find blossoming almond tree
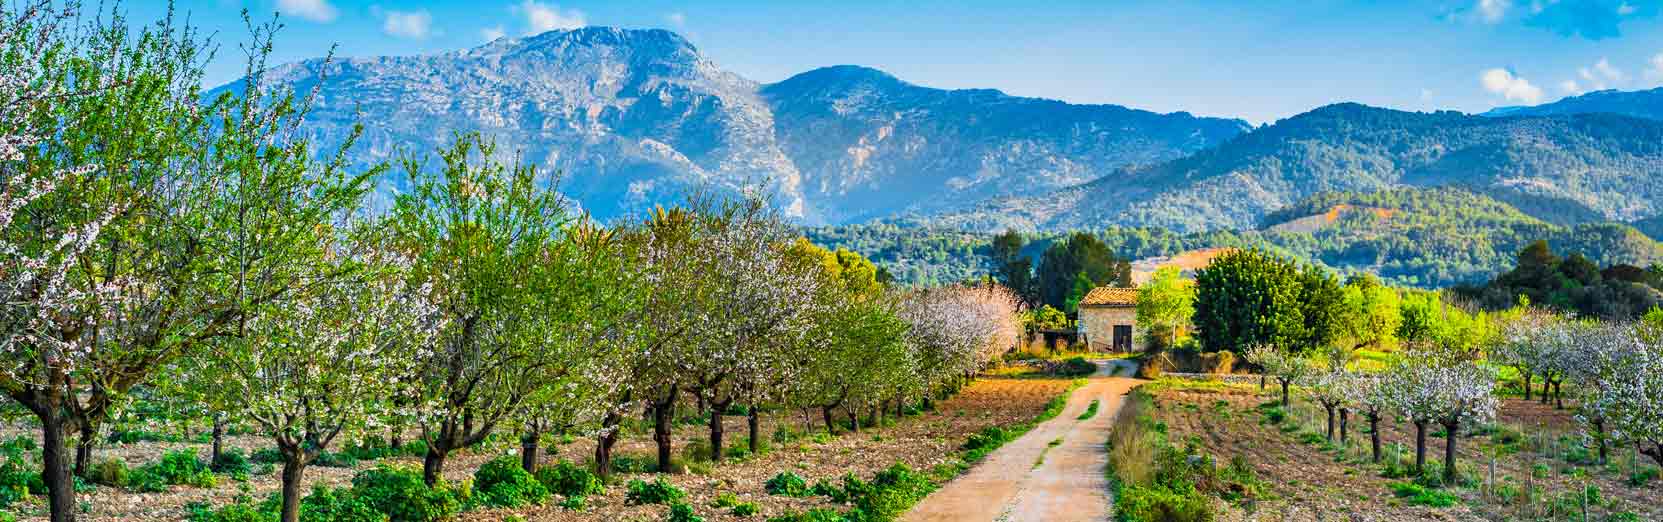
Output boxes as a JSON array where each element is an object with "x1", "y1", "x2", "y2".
[
  {"x1": 1386, "y1": 345, "x2": 1497, "y2": 483},
  {"x1": 1345, "y1": 371, "x2": 1392, "y2": 462},
  {"x1": 214, "y1": 226, "x2": 443, "y2": 522},
  {"x1": 1582, "y1": 322, "x2": 1663, "y2": 467},
  {"x1": 2, "y1": 7, "x2": 372, "y2": 520},
  {"x1": 1243, "y1": 343, "x2": 1310, "y2": 408},
  {"x1": 389, "y1": 133, "x2": 576, "y2": 486}
]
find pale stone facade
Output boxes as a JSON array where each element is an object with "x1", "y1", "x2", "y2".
[{"x1": 1079, "y1": 305, "x2": 1144, "y2": 353}]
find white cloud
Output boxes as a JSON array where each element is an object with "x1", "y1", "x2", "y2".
[
  {"x1": 665, "y1": 12, "x2": 686, "y2": 27},
  {"x1": 481, "y1": 25, "x2": 507, "y2": 42},
  {"x1": 1573, "y1": 57, "x2": 1626, "y2": 91},
  {"x1": 1649, "y1": 52, "x2": 1663, "y2": 82},
  {"x1": 1559, "y1": 79, "x2": 1583, "y2": 94},
  {"x1": 1477, "y1": 0, "x2": 1511, "y2": 23},
  {"x1": 276, "y1": 0, "x2": 338, "y2": 23},
  {"x1": 517, "y1": 1, "x2": 586, "y2": 34},
  {"x1": 1481, "y1": 68, "x2": 1544, "y2": 104},
  {"x1": 381, "y1": 9, "x2": 433, "y2": 39}
]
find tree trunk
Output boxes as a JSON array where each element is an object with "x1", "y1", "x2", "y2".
[
  {"x1": 1324, "y1": 405, "x2": 1336, "y2": 442},
  {"x1": 1339, "y1": 408, "x2": 1349, "y2": 446},
  {"x1": 1279, "y1": 380, "x2": 1290, "y2": 408},
  {"x1": 708, "y1": 406, "x2": 726, "y2": 462},
  {"x1": 1368, "y1": 413, "x2": 1382, "y2": 463},
  {"x1": 747, "y1": 405, "x2": 761, "y2": 455},
  {"x1": 1413, "y1": 421, "x2": 1428, "y2": 474},
  {"x1": 40, "y1": 408, "x2": 76, "y2": 522},
  {"x1": 279, "y1": 456, "x2": 307, "y2": 522},
  {"x1": 821, "y1": 406, "x2": 837, "y2": 435},
  {"x1": 520, "y1": 431, "x2": 540, "y2": 473},
  {"x1": 390, "y1": 429, "x2": 403, "y2": 451},
  {"x1": 211, "y1": 418, "x2": 227, "y2": 465},
  {"x1": 1541, "y1": 380, "x2": 1551, "y2": 404},
  {"x1": 73, "y1": 429, "x2": 94, "y2": 478},
  {"x1": 653, "y1": 390, "x2": 677, "y2": 472},
  {"x1": 1553, "y1": 382, "x2": 1563, "y2": 409},
  {"x1": 1259, "y1": 374, "x2": 1266, "y2": 390},
  {"x1": 1442, "y1": 419, "x2": 1459, "y2": 485},
  {"x1": 1642, "y1": 442, "x2": 1663, "y2": 467},
  {"x1": 1593, "y1": 419, "x2": 1608, "y2": 465},
  {"x1": 595, "y1": 430, "x2": 618, "y2": 479},
  {"x1": 1522, "y1": 373, "x2": 1533, "y2": 401},
  {"x1": 422, "y1": 446, "x2": 447, "y2": 486},
  {"x1": 847, "y1": 408, "x2": 860, "y2": 434}
]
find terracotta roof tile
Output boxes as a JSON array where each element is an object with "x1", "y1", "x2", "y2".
[{"x1": 1079, "y1": 286, "x2": 1138, "y2": 307}]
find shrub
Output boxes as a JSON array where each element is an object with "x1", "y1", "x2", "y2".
[
  {"x1": 350, "y1": 464, "x2": 461, "y2": 522},
  {"x1": 732, "y1": 502, "x2": 759, "y2": 517},
  {"x1": 765, "y1": 471, "x2": 810, "y2": 497},
  {"x1": 610, "y1": 453, "x2": 658, "y2": 474},
  {"x1": 626, "y1": 477, "x2": 686, "y2": 505},
  {"x1": 1629, "y1": 467, "x2": 1659, "y2": 487},
  {"x1": 1052, "y1": 356, "x2": 1097, "y2": 377},
  {"x1": 1388, "y1": 482, "x2": 1458, "y2": 507},
  {"x1": 250, "y1": 448, "x2": 284, "y2": 464},
  {"x1": 212, "y1": 449, "x2": 252, "y2": 475},
  {"x1": 295, "y1": 485, "x2": 385, "y2": 522},
  {"x1": 845, "y1": 464, "x2": 934, "y2": 522},
  {"x1": 185, "y1": 500, "x2": 271, "y2": 522},
  {"x1": 87, "y1": 458, "x2": 130, "y2": 487},
  {"x1": 766, "y1": 509, "x2": 846, "y2": 522},
  {"x1": 557, "y1": 495, "x2": 586, "y2": 511},
  {"x1": 473, "y1": 456, "x2": 549, "y2": 507},
  {"x1": 313, "y1": 451, "x2": 359, "y2": 469},
  {"x1": 712, "y1": 491, "x2": 741, "y2": 508},
  {"x1": 1116, "y1": 484, "x2": 1214, "y2": 522},
  {"x1": 535, "y1": 460, "x2": 603, "y2": 498},
  {"x1": 667, "y1": 502, "x2": 705, "y2": 522},
  {"x1": 138, "y1": 449, "x2": 216, "y2": 489}
]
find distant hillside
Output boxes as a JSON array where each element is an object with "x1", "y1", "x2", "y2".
[
  {"x1": 1485, "y1": 87, "x2": 1663, "y2": 121},
  {"x1": 941, "y1": 103, "x2": 1663, "y2": 233},
  {"x1": 839, "y1": 187, "x2": 1663, "y2": 288}
]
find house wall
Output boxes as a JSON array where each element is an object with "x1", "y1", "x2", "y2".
[{"x1": 1079, "y1": 306, "x2": 1144, "y2": 353}]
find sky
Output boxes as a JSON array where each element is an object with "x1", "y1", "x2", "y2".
[{"x1": 125, "y1": 0, "x2": 1663, "y2": 124}]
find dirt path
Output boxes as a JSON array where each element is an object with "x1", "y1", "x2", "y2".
[{"x1": 903, "y1": 360, "x2": 1143, "y2": 522}]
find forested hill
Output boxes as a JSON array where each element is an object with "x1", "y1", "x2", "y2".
[
  {"x1": 817, "y1": 187, "x2": 1663, "y2": 288},
  {"x1": 940, "y1": 103, "x2": 1663, "y2": 233}
]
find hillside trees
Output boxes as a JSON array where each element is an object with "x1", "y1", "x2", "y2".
[{"x1": 0, "y1": 7, "x2": 374, "y2": 520}]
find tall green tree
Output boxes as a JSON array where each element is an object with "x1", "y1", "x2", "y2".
[
  {"x1": 1193, "y1": 249, "x2": 1305, "y2": 354},
  {"x1": 1036, "y1": 232, "x2": 1130, "y2": 310},
  {"x1": 1298, "y1": 264, "x2": 1348, "y2": 351},
  {"x1": 989, "y1": 229, "x2": 1035, "y2": 306},
  {"x1": 1136, "y1": 266, "x2": 1196, "y2": 349}
]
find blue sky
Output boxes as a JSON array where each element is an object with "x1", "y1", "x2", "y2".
[{"x1": 128, "y1": 0, "x2": 1663, "y2": 124}]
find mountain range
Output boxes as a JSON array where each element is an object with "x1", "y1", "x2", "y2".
[
  {"x1": 238, "y1": 26, "x2": 1663, "y2": 284},
  {"x1": 225, "y1": 27, "x2": 1246, "y2": 224}
]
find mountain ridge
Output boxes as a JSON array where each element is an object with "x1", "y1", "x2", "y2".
[{"x1": 223, "y1": 26, "x2": 1249, "y2": 224}]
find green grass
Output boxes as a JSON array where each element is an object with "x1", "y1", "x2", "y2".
[{"x1": 1077, "y1": 400, "x2": 1101, "y2": 420}]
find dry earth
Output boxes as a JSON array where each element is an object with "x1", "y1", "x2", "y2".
[{"x1": 2, "y1": 378, "x2": 1076, "y2": 521}]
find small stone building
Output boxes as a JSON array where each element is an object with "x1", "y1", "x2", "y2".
[{"x1": 1077, "y1": 287, "x2": 1142, "y2": 353}]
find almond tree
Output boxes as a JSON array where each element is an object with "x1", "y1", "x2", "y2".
[
  {"x1": 1386, "y1": 346, "x2": 1497, "y2": 483},
  {"x1": 1493, "y1": 309, "x2": 1555, "y2": 401},
  {"x1": 790, "y1": 239, "x2": 908, "y2": 435},
  {"x1": 900, "y1": 283, "x2": 1021, "y2": 408},
  {"x1": 1302, "y1": 368, "x2": 1351, "y2": 443},
  {"x1": 511, "y1": 222, "x2": 644, "y2": 473},
  {"x1": 389, "y1": 133, "x2": 575, "y2": 486},
  {"x1": 215, "y1": 226, "x2": 442, "y2": 522},
  {"x1": 2, "y1": 7, "x2": 371, "y2": 520},
  {"x1": 1243, "y1": 343, "x2": 1310, "y2": 408},
  {"x1": 681, "y1": 195, "x2": 821, "y2": 461},
  {"x1": 1581, "y1": 322, "x2": 1663, "y2": 467},
  {"x1": 1564, "y1": 321, "x2": 1633, "y2": 465},
  {"x1": 1346, "y1": 372, "x2": 1391, "y2": 462}
]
